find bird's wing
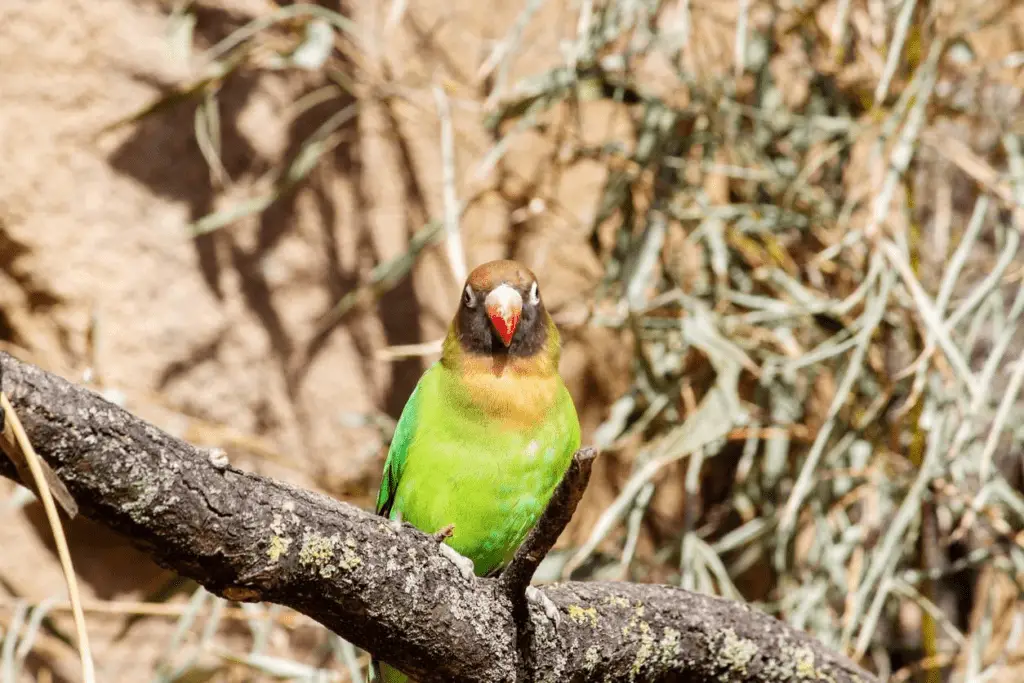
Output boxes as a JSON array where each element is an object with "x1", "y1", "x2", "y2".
[
  {"x1": 375, "y1": 365, "x2": 433, "y2": 517},
  {"x1": 557, "y1": 381, "x2": 583, "y2": 455}
]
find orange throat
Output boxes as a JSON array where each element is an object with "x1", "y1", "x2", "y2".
[{"x1": 442, "y1": 325, "x2": 561, "y2": 428}]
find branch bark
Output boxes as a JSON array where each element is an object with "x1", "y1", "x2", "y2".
[{"x1": 0, "y1": 352, "x2": 876, "y2": 683}]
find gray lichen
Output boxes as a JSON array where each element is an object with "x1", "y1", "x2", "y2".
[
  {"x1": 297, "y1": 533, "x2": 361, "y2": 578},
  {"x1": 268, "y1": 535, "x2": 292, "y2": 563},
  {"x1": 340, "y1": 536, "x2": 362, "y2": 570},
  {"x1": 630, "y1": 620, "x2": 655, "y2": 680},
  {"x1": 267, "y1": 512, "x2": 293, "y2": 563},
  {"x1": 568, "y1": 604, "x2": 599, "y2": 626},
  {"x1": 715, "y1": 628, "x2": 759, "y2": 677},
  {"x1": 659, "y1": 627, "x2": 682, "y2": 660},
  {"x1": 761, "y1": 644, "x2": 828, "y2": 681}
]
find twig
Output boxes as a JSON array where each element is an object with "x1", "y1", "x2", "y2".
[
  {"x1": 734, "y1": 0, "x2": 749, "y2": 78},
  {"x1": 375, "y1": 338, "x2": 445, "y2": 361},
  {"x1": 879, "y1": 240, "x2": 980, "y2": 400},
  {"x1": 0, "y1": 393, "x2": 95, "y2": 683},
  {"x1": 569, "y1": 0, "x2": 594, "y2": 74},
  {"x1": 477, "y1": 0, "x2": 547, "y2": 108},
  {"x1": 893, "y1": 195, "x2": 994, "y2": 414},
  {"x1": 862, "y1": 41, "x2": 940, "y2": 247},
  {"x1": 202, "y1": 3, "x2": 361, "y2": 67},
  {"x1": 0, "y1": 418, "x2": 78, "y2": 520},
  {"x1": 433, "y1": 85, "x2": 468, "y2": 285},
  {"x1": 385, "y1": 0, "x2": 409, "y2": 33},
  {"x1": 679, "y1": 444, "x2": 707, "y2": 585},
  {"x1": 889, "y1": 578, "x2": 967, "y2": 647},
  {"x1": 777, "y1": 264, "x2": 894, "y2": 548},
  {"x1": 845, "y1": 403, "x2": 946, "y2": 655},
  {"x1": 0, "y1": 598, "x2": 302, "y2": 624},
  {"x1": 831, "y1": 0, "x2": 853, "y2": 54},
  {"x1": 978, "y1": 347, "x2": 1024, "y2": 483},
  {"x1": 935, "y1": 196, "x2": 990, "y2": 316},
  {"x1": 943, "y1": 227, "x2": 1019, "y2": 333},
  {"x1": 618, "y1": 481, "x2": 655, "y2": 577},
  {"x1": 499, "y1": 447, "x2": 597, "y2": 606},
  {"x1": 874, "y1": 0, "x2": 918, "y2": 105}
]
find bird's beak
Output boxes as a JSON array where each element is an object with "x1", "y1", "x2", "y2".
[{"x1": 484, "y1": 284, "x2": 522, "y2": 347}]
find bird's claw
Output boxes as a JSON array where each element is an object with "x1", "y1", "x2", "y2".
[
  {"x1": 432, "y1": 523, "x2": 455, "y2": 543},
  {"x1": 439, "y1": 542, "x2": 476, "y2": 582},
  {"x1": 207, "y1": 447, "x2": 229, "y2": 469},
  {"x1": 526, "y1": 585, "x2": 561, "y2": 623}
]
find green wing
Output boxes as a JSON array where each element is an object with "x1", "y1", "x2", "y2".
[{"x1": 375, "y1": 366, "x2": 430, "y2": 517}]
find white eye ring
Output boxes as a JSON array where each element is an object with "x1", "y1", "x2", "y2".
[
  {"x1": 528, "y1": 281, "x2": 540, "y2": 305},
  {"x1": 463, "y1": 285, "x2": 477, "y2": 308}
]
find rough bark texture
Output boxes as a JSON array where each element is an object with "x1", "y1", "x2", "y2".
[{"x1": 0, "y1": 351, "x2": 876, "y2": 683}]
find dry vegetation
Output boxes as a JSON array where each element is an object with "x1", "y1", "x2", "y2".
[{"x1": 2, "y1": 0, "x2": 1024, "y2": 681}]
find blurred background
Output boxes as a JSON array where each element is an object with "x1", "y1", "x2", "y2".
[{"x1": 1, "y1": 0, "x2": 1023, "y2": 681}]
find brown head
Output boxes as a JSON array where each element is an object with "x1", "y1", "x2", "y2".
[{"x1": 447, "y1": 259, "x2": 556, "y2": 360}]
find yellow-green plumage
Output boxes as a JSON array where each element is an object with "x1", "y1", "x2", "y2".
[
  {"x1": 371, "y1": 261, "x2": 580, "y2": 683},
  {"x1": 377, "y1": 348, "x2": 580, "y2": 575}
]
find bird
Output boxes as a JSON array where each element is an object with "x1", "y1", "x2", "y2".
[{"x1": 370, "y1": 259, "x2": 581, "y2": 683}]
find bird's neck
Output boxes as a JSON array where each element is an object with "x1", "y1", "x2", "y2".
[
  {"x1": 441, "y1": 316, "x2": 560, "y2": 379},
  {"x1": 438, "y1": 316, "x2": 564, "y2": 428}
]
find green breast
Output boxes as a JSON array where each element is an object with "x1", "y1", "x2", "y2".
[{"x1": 379, "y1": 362, "x2": 580, "y2": 576}]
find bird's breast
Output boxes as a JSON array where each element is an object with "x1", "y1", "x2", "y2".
[{"x1": 456, "y1": 370, "x2": 560, "y2": 429}]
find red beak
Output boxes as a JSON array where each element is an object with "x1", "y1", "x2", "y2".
[
  {"x1": 488, "y1": 309, "x2": 519, "y2": 346},
  {"x1": 484, "y1": 284, "x2": 523, "y2": 347}
]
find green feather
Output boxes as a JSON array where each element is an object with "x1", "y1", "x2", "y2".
[
  {"x1": 370, "y1": 352, "x2": 580, "y2": 682},
  {"x1": 372, "y1": 661, "x2": 411, "y2": 683},
  {"x1": 379, "y1": 361, "x2": 579, "y2": 573},
  {"x1": 375, "y1": 377, "x2": 423, "y2": 517}
]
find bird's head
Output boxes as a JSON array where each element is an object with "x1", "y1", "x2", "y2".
[{"x1": 454, "y1": 259, "x2": 551, "y2": 357}]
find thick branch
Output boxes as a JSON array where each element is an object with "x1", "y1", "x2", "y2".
[{"x1": 0, "y1": 352, "x2": 876, "y2": 683}]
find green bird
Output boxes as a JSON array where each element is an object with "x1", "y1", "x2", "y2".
[{"x1": 370, "y1": 260, "x2": 581, "y2": 683}]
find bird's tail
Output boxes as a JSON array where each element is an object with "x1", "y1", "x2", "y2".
[{"x1": 370, "y1": 658, "x2": 415, "y2": 683}]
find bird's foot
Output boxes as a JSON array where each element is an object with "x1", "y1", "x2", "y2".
[
  {"x1": 207, "y1": 447, "x2": 229, "y2": 469},
  {"x1": 439, "y1": 542, "x2": 476, "y2": 582},
  {"x1": 526, "y1": 585, "x2": 561, "y2": 623},
  {"x1": 388, "y1": 511, "x2": 404, "y2": 534},
  {"x1": 432, "y1": 523, "x2": 455, "y2": 543}
]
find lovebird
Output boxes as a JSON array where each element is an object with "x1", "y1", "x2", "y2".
[{"x1": 370, "y1": 259, "x2": 581, "y2": 683}]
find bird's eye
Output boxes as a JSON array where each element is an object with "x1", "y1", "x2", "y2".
[
  {"x1": 528, "y1": 281, "x2": 540, "y2": 305},
  {"x1": 463, "y1": 285, "x2": 477, "y2": 308}
]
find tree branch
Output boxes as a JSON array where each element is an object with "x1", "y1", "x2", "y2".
[
  {"x1": 0, "y1": 363, "x2": 78, "y2": 518},
  {"x1": 0, "y1": 351, "x2": 876, "y2": 683},
  {"x1": 498, "y1": 446, "x2": 595, "y2": 606}
]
